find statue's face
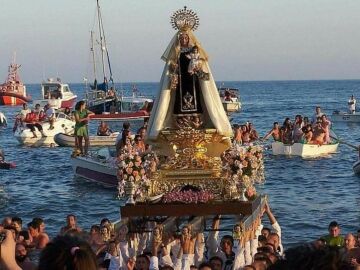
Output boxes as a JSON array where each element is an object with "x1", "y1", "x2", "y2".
[
  {"x1": 182, "y1": 227, "x2": 189, "y2": 235},
  {"x1": 179, "y1": 33, "x2": 189, "y2": 47}
]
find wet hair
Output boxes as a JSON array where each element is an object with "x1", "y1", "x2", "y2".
[
  {"x1": 27, "y1": 221, "x2": 39, "y2": 231},
  {"x1": 209, "y1": 256, "x2": 223, "y2": 267},
  {"x1": 273, "y1": 122, "x2": 278, "y2": 126},
  {"x1": 32, "y1": 217, "x2": 44, "y2": 228},
  {"x1": 12, "y1": 216, "x2": 22, "y2": 226},
  {"x1": 75, "y1": 100, "x2": 86, "y2": 111},
  {"x1": 38, "y1": 235, "x2": 97, "y2": 270},
  {"x1": 328, "y1": 221, "x2": 339, "y2": 229}
]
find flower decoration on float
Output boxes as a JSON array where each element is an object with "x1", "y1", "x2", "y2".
[
  {"x1": 162, "y1": 186, "x2": 214, "y2": 204},
  {"x1": 170, "y1": 6, "x2": 200, "y2": 31},
  {"x1": 117, "y1": 149, "x2": 156, "y2": 200}
]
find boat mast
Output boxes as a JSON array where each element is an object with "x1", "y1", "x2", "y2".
[
  {"x1": 90, "y1": 30, "x2": 97, "y2": 82},
  {"x1": 96, "y1": 0, "x2": 107, "y2": 89}
]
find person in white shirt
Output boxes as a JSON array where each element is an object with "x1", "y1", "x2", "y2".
[
  {"x1": 348, "y1": 95, "x2": 356, "y2": 114},
  {"x1": 263, "y1": 201, "x2": 283, "y2": 256},
  {"x1": 311, "y1": 106, "x2": 324, "y2": 124},
  {"x1": 44, "y1": 104, "x2": 56, "y2": 130}
]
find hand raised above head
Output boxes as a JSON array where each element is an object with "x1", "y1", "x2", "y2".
[{"x1": 0, "y1": 229, "x2": 22, "y2": 270}]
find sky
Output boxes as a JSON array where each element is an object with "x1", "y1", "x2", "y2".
[{"x1": 0, "y1": 0, "x2": 360, "y2": 83}]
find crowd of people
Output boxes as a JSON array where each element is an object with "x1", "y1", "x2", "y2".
[
  {"x1": 262, "y1": 107, "x2": 333, "y2": 145},
  {"x1": 12, "y1": 102, "x2": 75, "y2": 138},
  {"x1": 232, "y1": 122, "x2": 259, "y2": 146},
  {"x1": 2, "y1": 207, "x2": 359, "y2": 270}
]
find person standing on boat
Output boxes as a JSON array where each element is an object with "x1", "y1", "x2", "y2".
[
  {"x1": 74, "y1": 100, "x2": 94, "y2": 156},
  {"x1": 348, "y1": 95, "x2": 356, "y2": 114},
  {"x1": 311, "y1": 106, "x2": 324, "y2": 124},
  {"x1": 97, "y1": 121, "x2": 113, "y2": 136}
]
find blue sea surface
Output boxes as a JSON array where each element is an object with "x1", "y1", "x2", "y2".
[{"x1": 0, "y1": 80, "x2": 359, "y2": 248}]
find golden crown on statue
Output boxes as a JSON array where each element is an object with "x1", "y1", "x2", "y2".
[{"x1": 170, "y1": 6, "x2": 200, "y2": 31}]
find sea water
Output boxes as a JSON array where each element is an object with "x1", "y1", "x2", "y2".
[{"x1": 0, "y1": 80, "x2": 359, "y2": 247}]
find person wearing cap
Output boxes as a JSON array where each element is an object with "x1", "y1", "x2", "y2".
[{"x1": 320, "y1": 221, "x2": 344, "y2": 247}]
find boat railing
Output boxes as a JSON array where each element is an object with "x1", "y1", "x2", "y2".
[{"x1": 55, "y1": 112, "x2": 73, "y2": 121}]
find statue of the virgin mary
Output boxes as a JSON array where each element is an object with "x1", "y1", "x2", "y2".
[{"x1": 146, "y1": 7, "x2": 233, "y2": 156}]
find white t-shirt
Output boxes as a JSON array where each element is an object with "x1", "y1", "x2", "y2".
[{"x1": 20, "y1": 108, "x2": 30, "y2": 119}]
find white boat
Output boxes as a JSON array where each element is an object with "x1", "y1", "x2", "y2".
[
  {"x1": 331, "y1": 111, "x2": 360, "y2": 122},
  {"x1": 33, "y1": 78, "x2": 77, "y2": 109},
  {"x1": 271, "y1": 141, "x2": 339, "y2": 157},
  {"x1": 14, "y1": 112, "x2": 75, "y2": 147},
  {"x1": 54, "y1": 132, "x2": 119, "y2": 147},
  {"x1": 354, "y1": 159, "x2": 360, "y2": 175},
  {"x1": 218, "y1": 87, "x2": 242, "y2": 113},
  {"x1": 71, "y1": 147, "x2": 118, "y2": 187}
]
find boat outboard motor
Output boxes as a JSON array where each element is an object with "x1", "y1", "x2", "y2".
[{"x1": 0, "y1": 112, "x2": 7, "y2": 126}]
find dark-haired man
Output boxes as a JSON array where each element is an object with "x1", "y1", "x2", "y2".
[
  {"x1": 320, "y1": 221, "x2": 344, "y2": 247},
  {"x1": 207, "y1": 217, "x2": 237, "y2": 270},
  {"x1": 15, "y1": 243, "x2": 36, "y2": 270},
  {"x1": 27, "y1": 221, "x2": 49, "y2": 249},
  {"x1": 12, "y1": 217, "x2": 22, "y2": 234}
]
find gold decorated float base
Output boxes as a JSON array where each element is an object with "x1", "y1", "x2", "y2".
[{"x1": 146, "y1": 128, "x2": 234, "y2": 200}]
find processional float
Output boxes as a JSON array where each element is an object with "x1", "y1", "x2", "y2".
[{"x1": 117, "y1": 6, "x2": 266, "y2": 250}]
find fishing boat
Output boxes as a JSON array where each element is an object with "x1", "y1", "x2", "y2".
[
  {"x1": 0, "y1": 56, "x2": 31, "y2": 106},
  {"x1": 91, "y1": 90, "x2": 153, "y2": 121},
  {"x1": 271, "y1": 141, "x2": 339, "y2": 157},
  {"x1": 14, "y1": 112, "x2": 75, "y2": 147},
  {"x1": 85, "y1": 0, "x2": 117, "y2": 114},
  {"x1": 331, "y1": 111, "x2": 360, "y2": 123},
  {"x1": 33, "y1": 78, "x2": 77, "y2": 109},
  {"x1": 71, "y1": 147, "x2": 118, "y2": 187},
  {"x1": 54, "y1": 132, "x2": 119, "y2": 147},
  {"x1": 218, "y1": 87, "x2": 242, "y2": 113}
]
